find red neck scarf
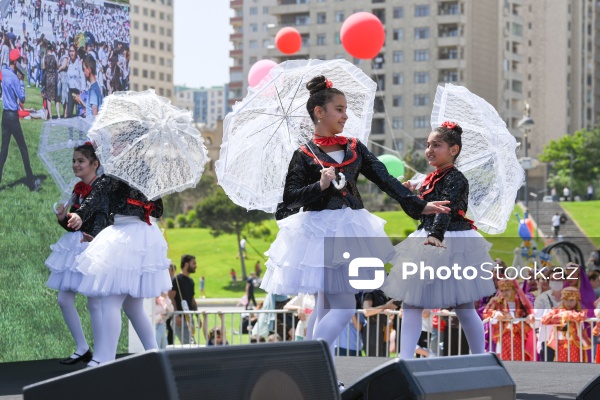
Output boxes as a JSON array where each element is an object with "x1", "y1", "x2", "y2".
[
  {"x1": 419, "y1": 165, "x2": 454, "y2": 198},
  {"x1": 313, "y1": 135, "x2": 348, "y2": 146},
  {"x1": 127, "y1": 198, "x2": 156, "y2": 225}
]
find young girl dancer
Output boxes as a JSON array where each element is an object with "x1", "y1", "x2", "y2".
[
  {"x1": 260, "y1": 75, "x2": 450, "y2": 364},
  {"x1": 67, "y1": 173, "x2": 172, "y2": 366},
  {"x1": 46, "y1": 143, "x2": 107, "y2": 364},
  {"x1": 382, "y1": 122, "x2": 496, "y2": 359}
]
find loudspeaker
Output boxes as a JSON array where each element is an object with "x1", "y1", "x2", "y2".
[
  {"x1": 24, "y1": 341, "x2": 340, "y2": 400},
  {"x1": 577, "y1": 375, "x2": 600, "y2": 400},
  {"x1": 341, "y1": 353, "x2": 515, "y2": 400}
]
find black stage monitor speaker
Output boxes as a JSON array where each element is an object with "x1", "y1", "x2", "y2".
[
  {"x1": 24, "y1": 340, "x2": 340, "y2": 400},
  {"x1": 341, "y1": 353, "x2": 515, "y2": 400},
  {"x1": 577, "y1": 374, "x2": 600, "y2": 400}
]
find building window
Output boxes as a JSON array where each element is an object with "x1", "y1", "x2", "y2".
[
  {"x1": 414, "y1": 49, "x2": 429, "y2": 61},
  {"x1": 263, "y1": 39, "x2": 271, "y2": 48},
  {"x1": 249, "y1": 40, "x2": 258, "y2": 49},
  {"x1": 133, "y1": 83, "x2": 139, "y2": 91},
  {"x1": 249, "y1": 7, "x2": 258, "y2": 15},
  {"x1": 392, "y1": 117, "x2": 403, "y2": 129},
  {"x1": 393, "y1": 6, "x2": 403, "y2": 18},
  {"x1": 150, "y1": 71, "x2": 156, "y2": 79},
  {"x1": 317, "y1": 13, "x2": 326, "y2": 24},
  {"x1": 159, "y1": 72, "x2": 164, "y2": 80},
  {"x1": 415, "y1": 5, "x2": 430, "y2": 17},
  {"x1": 392, "y1": 73, "x2": 403, "y2": 85},
  {"x1": 249, "y1": 23, "x2": 258, "y2": 32},
  {"x1": 143, "y1": 54, "x2": 148, "y2": 62},
  {"x1": 439, "y1": 69, "x2": 459, "y2": 82},
  {"x1": 334, "y1": 33, "x2": 341, "y2": 45},
  {"x1": 133, "y1": 68, "x2": 139, "y2": 76},
  {"x1": 512, "y1": 80, "x2": 522, "y2": 93},
  {"x1": 317, "y1": 34, "x2": 326, "y2": 46},
  {"x1": 413, "y1": 116, "x2": 428, "y2": 128},
  {"x1": 512, "y1": 22, "x2": 523, "y2": 37},
  {"x1": 296, "y1": 15, "x2": 309, "y2": 25},
  {"x1": 335, "y1": 11, "x2": 345, "y2": 22},
  {"x1": 414, "y1": 94, "x2": 429, "y2": 106},
  {"x1": 414, "y1": 71, "x2": 429, "y2": 84},
  {"x1": 133, "y1": 5, "x2": 139, "y2": 13},
  {"x1": 167, "y1": 74, "x2": 172, "y2": 82},
  {"x1": 414, "y1": 27, "x2": 429, "y2": 39},
  {"x1": 142, "y1": 69, "x2": 148, "y2": 78},
  {"x1": 263, "y1": 6, "x2": 269, "y2": 14},
  {"x1": 393, "y1": 28, "x2": 403, "y2": 41},
  {"x1": 393, "y1": 96, "x2": 403, "y2": 107},
  {"x1": 393, "y1": 51, "x2": 403, "y2": 63},
  {"x1": 159, "y1": 57, "x2": 165, "y2": 66}
]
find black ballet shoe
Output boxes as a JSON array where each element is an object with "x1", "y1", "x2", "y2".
[{"x1": 59, "y1": 349, "x2": 93, "y2": 365}]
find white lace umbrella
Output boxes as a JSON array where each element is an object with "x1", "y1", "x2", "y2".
[
  {"x1": 430, "y1": 84, "x2": 525, "y2": 234},
  {"x1": 38, "y1": 117, "x2": 92, "y2": 196},
  {"x1": 88, "y1": 89, "x2": 209, "y2": 200},
  {"x1": 216, "y1": 59, "x2": 377, "y2": 213}
]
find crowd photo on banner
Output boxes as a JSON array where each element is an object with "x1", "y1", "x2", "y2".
[{"x1": 1, "y1": 0, "x2": 129, "y2": 120}]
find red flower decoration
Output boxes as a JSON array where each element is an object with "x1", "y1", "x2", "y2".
[
  {"x1": 325, "y1": 78, "x2": 333, "y2": 89},
  {"x1": 441, "y1": 121, "x2": 457, "y2": 130},
  {"x1": 73, "y1": 181, "x2": 93, "y2": 198}
]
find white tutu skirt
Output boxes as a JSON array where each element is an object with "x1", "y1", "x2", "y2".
[
  {"x1": 46, "y1": 231, "x2": 88, "y2": 292},
  {"x1": 76, "y1": 215, "x2": 172, "y2": 298},
  {"x1": 381, "y1": 229, "x2": 497, "y2": 309},
  {"x1": 260, "y1": 208, "x2": 395, "y2": 295}
]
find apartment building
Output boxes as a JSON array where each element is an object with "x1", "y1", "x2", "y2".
[
  {"x1": 174, "y1": 85, "x2": 230, "y2": 129},
  {"x1": 129, "y1": 0, "x2": 175, "y2": 99}
]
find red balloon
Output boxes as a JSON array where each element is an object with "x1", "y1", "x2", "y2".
[
  {"x1": 275, "y1": 27, "x2": 302, "y2": 55},
  {"x1": 340, "y1": 12, "x2": 385, "y2": 59}
]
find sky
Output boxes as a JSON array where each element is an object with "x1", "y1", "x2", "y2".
[{"x1": 174, "y1": 0, "x2": 232, "y2": 88}]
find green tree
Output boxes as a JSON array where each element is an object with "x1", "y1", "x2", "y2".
[
  {"x1": 539, "y1": 127, "x2": 600, "y2": 196},
  {"x1": 403, "y1": 146, "x2": 430, "y2": 181},
  {"x1": 195, "y1": 188, "x2": 271, "y2": 279},
  {"x1": 162, "y1": 175, "x2": 218, "y2": 218}
]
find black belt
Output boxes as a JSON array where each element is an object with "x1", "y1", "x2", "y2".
[{"x1": 3, "y1": 109, "x2": 18, "y2": 113}]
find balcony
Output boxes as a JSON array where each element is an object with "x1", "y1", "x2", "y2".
[
  {"x1": 230, "y1": 0, "x2": 243, "y2": 7},
  {"x1": 230, "y1": 49, "x2": 243, "y2": 56},
  {"x1": 271, "y1": 3, "x2": 310, "y2": 15},
  {"x1": 229, "y1": 65, "x2": 243, "y2": 73},
  {"x1": 230, "y1": 32, "x2": 243, "y2": 39},
  {"x1": 230, "y1": 16, "x2": 243, "y2": 25},
  {"x1": 229, "y1": 81, "x2": 243, "y2": 89}
]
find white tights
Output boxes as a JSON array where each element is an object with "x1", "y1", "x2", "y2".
[
  {"x1": 400, "y1": 302, "x2": 485, "y2": 359},
  {"x1": 309, "y1": 292, "x2": 356, "y2": 362},
  {"x1": 57, "y1": 291, "x2": 102, "y2": 356},
  {"x1": 92, "y1": 294, "x2": 157, "y2": 364}
]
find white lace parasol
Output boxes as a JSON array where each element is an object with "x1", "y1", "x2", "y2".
[
  {"x1": 216, "y1": 59, "x2": 377, "y2": 213},
  {"x1": 38, "y1": 117, "x2": 92, "y2": 196},
  {"x1": 88, "y1": 89, "x2": 209, "y2": 200},
  {"x1": 430, "y1": 84, "x2": 524, "y2": 234}
]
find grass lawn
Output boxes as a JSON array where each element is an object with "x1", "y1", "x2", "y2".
[{"x1": 560, "y1": 201, "x2": 600, "y2": 247}]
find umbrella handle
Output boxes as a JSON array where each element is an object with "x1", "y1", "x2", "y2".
[{"x1": 331, "y1": 172, "x2": 346, "y2": 190}]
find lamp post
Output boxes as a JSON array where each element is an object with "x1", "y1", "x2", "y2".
[{"x1": 518, "y1": 103, "x2": 535, "y2": 208}]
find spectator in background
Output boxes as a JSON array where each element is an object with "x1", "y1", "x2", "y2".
[
  {"x1": 534, "y1": 267, "x2": 564, "y2": 361},
  {"x1": 254, "y1": 261, "x2": 262, "y2": 278},
  {"x1": 335, "y1": 294, "x2": 364, "y2": 356},
  {"x1": 284, "y1": 293, "x2": 315, "y2": 340},
  {"x1": 166, "y1": 263, "x2": 176, "y2": 345},
  {"x1": 202, "y1": 312, "x2": 227, "y2": 346},
  {"x1": 362, "y1": 289, "x2": 399, "y2": 357},
  {"x1": 563, "y1": 187, "x2": 570, "y2": 201},
  {"x1": 199, "y1": 276, "x2": 206, "y2": 298},
  {"x1": 587, "y1": 271, "x2": 600, "y2": 299},
  {"x1": 587, "y1": 250, "x2": 600, "y2": 273},
  {"x1": 169, "y1": 255, "x2": 198, "y2": 344},
  {"x1": 230, "y1": 268, "x2": 237, "y2": 286},
  {"x1": 245, "y1": 272, "x2": 257, "y2": 310},
  {"x1": 154, "y1": 293, "x2": 173, "y2": 349},
  {"x1": 551, "y1": 212, "x2": 561, "y2": 237},
  {"x1": 587, "y1": 184, "x2": 594, "y2": 201},
  {"x1": 65, "y1": 43, "x2": 83, "y2": 117},
  {"x1": 239, "y1": 237, "x2": 247, "y2": 259}
]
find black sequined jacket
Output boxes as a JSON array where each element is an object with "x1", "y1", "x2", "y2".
[
  {"x1": 418, "y1": 167, "x2": 472, "y2": 241},
  {"x1": 58, "y1": 179, "x2": 109, "y2": 237},
  {"x1": 277, "y1": 138, "x2": 426, "y2": 218},
  {"x1": 76, "y1": 175, "x2": 163, "y2": 224}
]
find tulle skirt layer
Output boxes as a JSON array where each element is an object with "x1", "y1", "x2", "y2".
[
  {"x1": 45, "y1": 231, "x2": 88, "y2": 292},
  {"x1": 260, "y1": 208, "x2": 395, "y2": 295},
  {"x1": 76, "y1": 215, "x2": 172, "y2": 298},
  {"x1": 381, "y1": 229, "x2": 496, "y2": 308}
]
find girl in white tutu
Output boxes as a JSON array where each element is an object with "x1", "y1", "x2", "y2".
[
  {"x1": 66, "y1": 174, "x2": 172, "y2": 366},
  {"x1": 381, "y1": 122, "x2": 496, "y2": 359},
  {"x1": 260, "y1": 75, "x2": 450, "y2": 363},
  {"x1": 46, "y1": 142, "x2": 107, "y2": 365}
]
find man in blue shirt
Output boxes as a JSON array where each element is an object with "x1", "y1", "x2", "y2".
[
  {"x1": 72, "y1": 55, "x2": 102, "y2": 120},
  {"x1": 0, "y1": 49, "x2": 41, "y2": 191}
]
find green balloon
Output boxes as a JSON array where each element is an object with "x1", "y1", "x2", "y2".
[{"x1": 378, "y1": 154, "x2": 405, "y2": 179}]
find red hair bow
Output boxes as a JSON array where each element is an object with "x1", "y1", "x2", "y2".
[
  {"x1": 441, "y1": 121, "x2": 457, "y2": 130},
  {"x1": 325, "y1": 78, "x2": 333, "y2": 89}
]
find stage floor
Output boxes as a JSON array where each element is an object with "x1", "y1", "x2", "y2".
[{"x1": 1, "y1": 356, "x2": 596, "y2": 399}]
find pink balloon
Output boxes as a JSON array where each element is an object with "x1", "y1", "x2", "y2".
[
  {"x1": 275, "y1": 27, "x2": 302, "y2": 54},
  {"x1": 340, "y1": 12, "x2": 385, "y2": 59},
  {"x1": 248, "y1": 59, "x2": 278, "y2": 87}
]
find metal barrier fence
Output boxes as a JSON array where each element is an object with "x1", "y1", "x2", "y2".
[{"x1": 168, "y1": 309, "x2": 599, "y2": 362}]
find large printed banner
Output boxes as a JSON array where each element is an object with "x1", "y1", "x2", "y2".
[{"x1": 0, "y1": 0, "x2": 130, "y2": 362}]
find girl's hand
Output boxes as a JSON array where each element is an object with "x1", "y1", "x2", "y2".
[
  {"x1": 67, "y1": 213, "x2": 83, "y2": 230},
  {"x1": 81, "y1": 232, "x2": 94, "y2": 242},
  {"x1": 422, "y1": 201, "x2": 450, "y2": 215},
  {"x1": 402, "y1": 180, "x2": 417, "y2": 191},
  {"x1": 424, "y1": 236, "x2": 445, "y2": 248},
  {"x1": 319, "y1": 167, "x2": 336, "y2": 191},
  {"x1": 56, "y1": 204, "x2": 67, "y2": 220}
]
